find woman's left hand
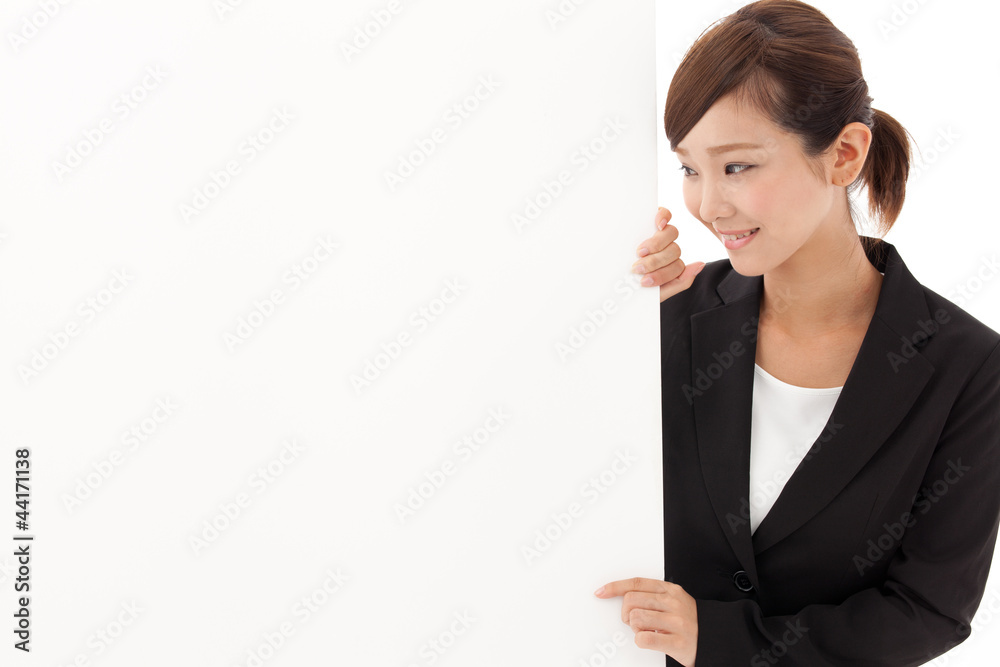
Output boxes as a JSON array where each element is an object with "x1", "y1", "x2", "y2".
[{"x1": 594, "y1": 577, "x2": 698, "y2": 667}]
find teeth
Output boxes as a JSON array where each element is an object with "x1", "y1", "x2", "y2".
[{"x1": 722, "y1": 228, "x2": 759, "y2": 240}]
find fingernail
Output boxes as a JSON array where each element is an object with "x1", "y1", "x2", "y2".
[
  {"x1": 641, "y1": 275, "x2": 653, "y2": 286},
  {"x1": 594, "y1": 586, "x2": 605, "y2": 596},
  {"x1": 631, "y1": 263, "x2": 645, "y2": 275},
  {"x1": 637, "y1": 246, "x2": 649, "y2": 257}
]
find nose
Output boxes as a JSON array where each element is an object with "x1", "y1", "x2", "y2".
[{"x1": 698, "y1": 177, "x2": 735, "y2": 225}]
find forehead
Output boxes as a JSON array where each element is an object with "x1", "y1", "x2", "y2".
[{"x1": 675, "y1": 95, "x2": 782, "y2": 157}]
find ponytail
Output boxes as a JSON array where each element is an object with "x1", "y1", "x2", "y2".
[{"x1": 856, "y1": 108, "x2": 914, "y2": 237}]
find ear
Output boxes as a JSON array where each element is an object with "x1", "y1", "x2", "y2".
[{"x1": 829, "y1": 122, "x2": 872, "y2": 186}]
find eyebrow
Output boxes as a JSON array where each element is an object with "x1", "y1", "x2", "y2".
[{"x1": 675, "y1": 142, "x2": 764, "y2": 157}]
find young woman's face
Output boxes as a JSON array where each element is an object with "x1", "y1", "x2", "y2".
[{"x1": 674, "y1": 93, "x2": 840, "y2": 277}]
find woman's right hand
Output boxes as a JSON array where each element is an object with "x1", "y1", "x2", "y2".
[{"x1": 632, "y1": 207, "x2": 706, "y2": 303}]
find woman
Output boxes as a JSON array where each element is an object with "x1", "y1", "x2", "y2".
[{"x1": 593, "y1": 1, "x2": 1000, "y2": 665}]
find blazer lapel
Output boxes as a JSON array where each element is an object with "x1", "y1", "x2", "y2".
[
  {"x1": 689, "y1": 238, "x2": 938, "y2": 585},
  {"x1": 690, "y1": 278, "x2": 762, "y2": 587}
]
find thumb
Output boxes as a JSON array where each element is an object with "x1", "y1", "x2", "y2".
[
  {"x1": 659, "y1": 261, "x2": 706, "y2": 303},
  {"x1": 677, "y1": 261, "x2": 706, "y2": 283}
]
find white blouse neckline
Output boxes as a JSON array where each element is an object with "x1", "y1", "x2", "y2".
[{"x1": 753, "y1": 363, "x2": 844, "y2": 395}]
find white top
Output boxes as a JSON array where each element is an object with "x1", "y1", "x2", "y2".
[{"x1": 748, "y1": 363, "x2": 843, "y2": 534}]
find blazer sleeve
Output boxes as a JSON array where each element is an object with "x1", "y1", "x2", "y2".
[{"x1": 691, "y1": 339, "x2": 1000, "y2": 667}]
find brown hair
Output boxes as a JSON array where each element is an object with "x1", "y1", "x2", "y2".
[{"x1": 663, "y1": 0, "x2": 914, "y2": 253}]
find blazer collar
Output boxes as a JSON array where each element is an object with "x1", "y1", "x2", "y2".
[{"x1": 688, "y1": 237, "x2": 937, "y2": 590}]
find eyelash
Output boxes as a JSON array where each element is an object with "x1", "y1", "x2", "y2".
[{"x1": 678, "y1": 164, "x2": 754, "y2": 177}]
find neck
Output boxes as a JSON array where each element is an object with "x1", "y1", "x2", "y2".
[{"x1": 759, "y1": 220, "x2": 883, "y2": 338}]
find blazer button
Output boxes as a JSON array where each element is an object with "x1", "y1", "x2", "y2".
[{"x1": 732, "y1": 570, "x2": 754, "y2": 592}]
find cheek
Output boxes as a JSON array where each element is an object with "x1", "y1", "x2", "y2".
[
  {"x1": 756, "y1": 164, "x2": 826, "y2": 222},
  {"x1": 742, "y1": 188, "x2": 774, "y2": 218},
  {"x1": 740, "y1": 172, "x2": 780, "y2": 216},
  {"x1": 788, "y1": 175, "x2": 829, "y2": 217},
  {"x1": 739, "y1": 170, "x2": 801, "y2": 228}
]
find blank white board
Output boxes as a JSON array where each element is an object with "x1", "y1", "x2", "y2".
[{"x1": 0, "y1": 1, "x2": 663, "y2": 665}]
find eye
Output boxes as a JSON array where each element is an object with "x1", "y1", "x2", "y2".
[{"x1": 677, "y1": 164, "x2": 755, "y2": 177}]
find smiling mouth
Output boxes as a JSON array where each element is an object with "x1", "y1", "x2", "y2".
[{"x1": 719, "y1": 228, "x2": 759, "y2": 240}]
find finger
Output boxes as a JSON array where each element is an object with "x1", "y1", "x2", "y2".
[
  {"x1": 630, "y1": 603, "x2": 691, "y2": 630},
  {"x1": 628, "y1": 612, "x2": 694, "y2": 659},
  {"x1": 633, "y1": 240, "x2": 681, "y2": 276},
  {"x1": 620, "y1": 590, "x2": 675, "y2": 623},
  {"x1": 655, "y1": 207, "x2": 672, "y2": 231},
  {"x1": 634, "y1": 627, "x2": 688, "y2": 656},
  {"x1": 628, "y1": 607, "x2": 680, "y2": 633},
  {"x1": 637, "y1": 222, "x2": 679, "y2": 258},
  {"x1": 643, "y1": 257, "x2": 685, "y2": 288},
  {"x1": 594, "y1": 577, "x2": 666, "y2": 598}
]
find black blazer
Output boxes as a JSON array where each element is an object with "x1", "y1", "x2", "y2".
[{"x1": 660, "y1": 237, "x2": 1000, "y2": 666}]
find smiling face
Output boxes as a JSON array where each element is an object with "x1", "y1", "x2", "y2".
[{"x1": 674, "y1": 92, "x2": 843, "y2": 277}]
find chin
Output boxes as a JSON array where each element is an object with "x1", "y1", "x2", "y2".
[{"x1": 727, "y1": 254, "x2": 767, "y2": 277}]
